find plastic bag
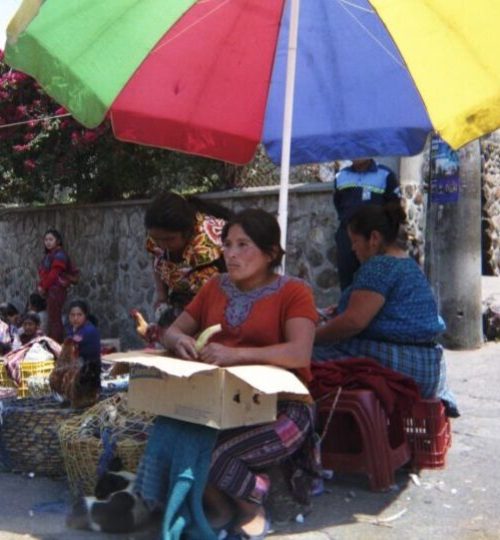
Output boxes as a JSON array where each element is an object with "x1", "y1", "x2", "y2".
[{"x1": 24, "y1": 342, "x2": 54, "y2": 362}]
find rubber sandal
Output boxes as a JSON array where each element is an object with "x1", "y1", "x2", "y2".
[{"x1": 228, "y1": 517, "x2": 271, "y2": 540}]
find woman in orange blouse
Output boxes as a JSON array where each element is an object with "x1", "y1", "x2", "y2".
[{"x1": 138, "y1": 209, "x2": 318, "y2": 539}]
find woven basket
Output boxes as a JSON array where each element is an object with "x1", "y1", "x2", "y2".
[
  {"x1": 0, "y1": 395, "x2": 81, "y2": 476},
  {"x1": 0, "y1": 359, "x2": 55, "y2": 398},
  {"x1": 58, "y1": 393, "x2": 153, "y2": 497}
]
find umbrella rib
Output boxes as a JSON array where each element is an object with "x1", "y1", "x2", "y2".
[
  {"x1": 336, "y1": 0, "x2": 405, "y2": 69},
  {"x1": 0, "y1": 113, "x2": 72, "y2": 130},
  {"x1": 337, "y1": 0, "x2": 374, "y2": 14},
  {"x1": 151, "y1": 0, "x2": 233, "y2": 54}
]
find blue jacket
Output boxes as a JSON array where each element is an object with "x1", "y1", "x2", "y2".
[
  {"x1": 333, "y1": 160, "x2": 400, "y2": 224},
  {"x1": 67, "y1": 321, "x2": 101, "y2": 362}
]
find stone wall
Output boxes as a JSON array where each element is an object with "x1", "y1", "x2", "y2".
[
  {"x1": 2, "y1": 145, "x2": 498, "y2": 349},
  {"x1": 0, "y1": 184, "x2": 339, "y2": 349},
  {"x1": 481, "y1": 132, "x2": 500, "y2": 274}
]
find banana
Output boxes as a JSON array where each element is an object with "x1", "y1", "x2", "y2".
[{"x1": 195, "y1": 324, "x2": 222, "y2": 351}]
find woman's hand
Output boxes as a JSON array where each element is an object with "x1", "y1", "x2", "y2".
[
  {"x1": 199, "y1": 343, "x2": 238, "y2": 366},
  {"x1": 172, "y1": 334, "x2": 199, "y2": 361},
  {"x1": 315, "y1": 290, "x2": 385, "y2": 343},
  {"x1": 317, "y1": 304, "x2": 337, "y2": 325}
]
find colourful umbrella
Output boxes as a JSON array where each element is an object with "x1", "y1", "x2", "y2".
[
  {"x1": 5, "y1": 0, "x2": 500, "y2": 249},
  {"x1": 6, "y1": 0, "x2": 500, "y2": 167}
]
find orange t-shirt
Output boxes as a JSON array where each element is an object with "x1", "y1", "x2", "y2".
[{"x1": 185, "y1": 274, "x2": 318, "y2": 382}]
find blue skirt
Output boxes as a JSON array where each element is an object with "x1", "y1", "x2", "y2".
[{"x1": 313, "y1": 337, "x2": 457, "y2": 409}]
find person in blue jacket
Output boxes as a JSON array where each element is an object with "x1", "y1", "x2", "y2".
[
  {"x1": 66, "y1": 299, "x2": 101, "y2": 388},
  {"x1": 334, "y1": 158, "x2": 400, "y2": 289}
]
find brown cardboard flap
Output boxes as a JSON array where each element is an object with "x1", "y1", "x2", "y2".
[
  {"x1": 105, "y1": 351, "x2": 309, "y2": 396},
  {"x1": 225, "y1": 365, "x2": 309, "y2": 395}
]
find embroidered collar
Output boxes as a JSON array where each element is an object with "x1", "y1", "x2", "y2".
[{"x1": 220, "y1": 273, "x2": 288, "y2": 327}]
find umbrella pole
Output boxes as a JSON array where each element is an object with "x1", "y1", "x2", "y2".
[{"x1": 278, "y1": 0, "x2": 300, "y2": 270}]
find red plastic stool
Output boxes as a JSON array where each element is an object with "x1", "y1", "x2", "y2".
[{"x1": 318, "y1": 388, "x2": 411, "y2": 491}]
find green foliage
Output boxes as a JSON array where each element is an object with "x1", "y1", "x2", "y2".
[{"x1": 0, "y1": 52, "x2": 230, "y2": 204}]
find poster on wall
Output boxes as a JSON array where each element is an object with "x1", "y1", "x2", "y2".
[{"x1": 429, "y1": 134, "x2": 460, "y2": 204}]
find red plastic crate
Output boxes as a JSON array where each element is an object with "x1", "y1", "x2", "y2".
[{"x1": 402, "y1": 399, "x2": 452, "y2": 469}]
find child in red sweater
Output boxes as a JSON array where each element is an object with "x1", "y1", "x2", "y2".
[{"x1": 37, "y1": 229, "x2": 71, "y2": 342}]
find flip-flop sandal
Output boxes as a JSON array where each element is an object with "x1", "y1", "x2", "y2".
[{"x1": 226, "y1": 517, "x2": 271, "y2": 540}]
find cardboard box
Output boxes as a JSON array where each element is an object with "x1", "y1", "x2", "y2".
[{"x1": 106, "y1": 351, "x2": 310, "y2": 429}]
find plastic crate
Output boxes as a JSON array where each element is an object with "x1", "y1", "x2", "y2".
[{"x1": 402, "y1": 399, "x2": 451, "y2": 469}]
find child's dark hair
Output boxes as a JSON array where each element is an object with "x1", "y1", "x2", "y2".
[
  {"x1": 29, "y1": 293, "x2": 47, "y2": 312},
  {"x1": 68, "y1": 300, "x2": 98, "y2": 327},
  {"x1": 348, "y1": 202, "x2": 406, "y2": 244},
  {"x1": 221, "y1": 209, "x2": 285, "y2": 269},
  {"x1": 44, "y1": 228, "x2": 64, "y2": 252},
  {"x1": 22, "y1": 311, "x2": 41, "y2": 326},
  {"x1": 0, "y1": 302, "x2": 19, "y2": 321},
  {"x1": 144, "y1": 192, "x2": 233, "y2": 236}
]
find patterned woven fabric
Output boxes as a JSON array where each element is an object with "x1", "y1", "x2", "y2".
[
  {"x1": 313, "y1": 338, "x2": 442, "y2": 399},
  {"x1": 209, "y1": 401, "x2": 313, "y2": 503},
  {"x1": 149, "y1": 212, "x2": 225, "y2": 302}
]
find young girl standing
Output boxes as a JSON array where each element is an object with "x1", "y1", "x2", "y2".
[{"x1": 37, "y1": 228, "x2": 71, "y2": 342}]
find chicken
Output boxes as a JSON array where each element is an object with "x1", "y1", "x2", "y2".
[
  {"x1": 49, "y1": 337, "x2": 78, "y2": 396},
  {"x1": 49, "y1": 337, "x2": 100, "y2": 409},
  {"x1": 130, "y1": 309, "x2": 158, "y2": 344},
  {"x1": 130, "y1": 309, "x2": 149, "y2": 339}
]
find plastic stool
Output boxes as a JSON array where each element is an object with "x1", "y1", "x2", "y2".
[{"x1": 318, "y1": 388, "x2": 411, "y2": 491}]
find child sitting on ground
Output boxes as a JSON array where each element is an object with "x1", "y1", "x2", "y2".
[
  {"x1": 27, "y1": 293, "x2": 49, "y2": 335},
  {"x1": 0, "y1": 303, "x2": 22, "y2": 352},
  {"x1": 19, "y1": 312, "x2": 44, "y2": 346}
]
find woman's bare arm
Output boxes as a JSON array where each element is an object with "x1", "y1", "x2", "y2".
[
  {"x1": 153, "y1": 269, "x2": 168, "y2": 308},
  {"x1": 315, "y1": 289, "x2": 385, "y2": 343}
]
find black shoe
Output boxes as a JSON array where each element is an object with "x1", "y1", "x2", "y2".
[{"x1": 442, "y1": 400, "x2": 460, "y2": 418}]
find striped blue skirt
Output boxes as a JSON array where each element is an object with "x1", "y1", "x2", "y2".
[{"x1": 313, "y1": 337, "x2": 456, "y2": 409}]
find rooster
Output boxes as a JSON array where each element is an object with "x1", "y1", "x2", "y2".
[
  {"x1": 130, "y1": 309, "x2": 157, "y2": 342},
  {"x1": 49, "y1": 337, "x2": 100, "y2": 409}
]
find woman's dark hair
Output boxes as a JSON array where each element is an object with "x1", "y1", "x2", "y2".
[
  {"x1": 43, "y1": 228, "x2": 64, "y2": 252},
  {"x1": 68, "y1": 300, "x2": 98, "y2": 327},
  {"x1": 221, "y1": 209, "x2": 285, "y2": 269},
  {"x1": 68, "y1": 300, "x2": 90, "y2": 317},
  {"x1": 348, "y1": 202, "x2": 407, "y2": 244},
  {"x1": 22, "y1": 311, "x2": 41, "y2": 326},
  {"x1": 144, "y1": 192, "x2": 233, "y2": 236},
  {"x1": 29, "y1": 293, "x2": 46, "y2": 312}
]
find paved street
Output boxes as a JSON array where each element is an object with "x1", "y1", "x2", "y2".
[{"x1": 1, "y1": 342, "x2": 499, "y2": 540}]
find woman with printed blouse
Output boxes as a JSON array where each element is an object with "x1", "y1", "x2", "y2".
[{"x1": 144, "y1": 192, "x2": 233, "y2": 326}]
